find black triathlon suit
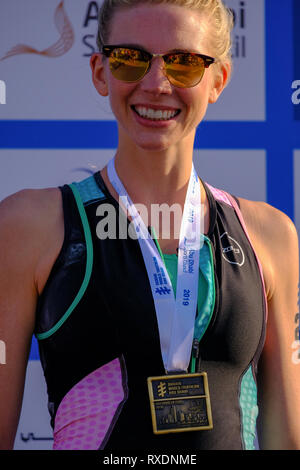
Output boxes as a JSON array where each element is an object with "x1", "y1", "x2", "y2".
[{"x1": 35, "y1": 171, "x2": 267, "y2": 450}]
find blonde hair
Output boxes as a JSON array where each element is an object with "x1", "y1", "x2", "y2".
[{"x1": 96, "y1": 0, "x2": 234, "y2": 67}]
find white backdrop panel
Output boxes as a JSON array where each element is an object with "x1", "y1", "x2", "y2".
[
  {"x1": 0, "y1": 149, "x2": 114, "y2": 201},
  {"x1": 0, "y1": 148, "x2": 266, "y2": 202},
  {"x1": 0, "y1": 0, "x2": 265, "y2": 121},
  {"x1": 193, "y1": 149, "x2": 266, "y2": 201}
]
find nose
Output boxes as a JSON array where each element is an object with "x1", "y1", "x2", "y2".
[{"x1": 139, "y1": 57, "x2": 172, "y2": 95}]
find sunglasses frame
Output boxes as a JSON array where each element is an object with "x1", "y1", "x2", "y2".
[{"x1": 101, "y1": 45, "x2": 216, "y2": 87}]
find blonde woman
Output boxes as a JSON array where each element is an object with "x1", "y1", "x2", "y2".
[{"x1": 0, "y1": 0, "x2": 299, "y2": 450}]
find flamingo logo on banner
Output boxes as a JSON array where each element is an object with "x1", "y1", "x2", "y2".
[{"x1": 0, "y1": 1, "x2": 74, "y2": 61}]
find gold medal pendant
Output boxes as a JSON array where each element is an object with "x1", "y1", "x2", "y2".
[{"x1": 147, "y1": 372, "x2": 213, "y2": 434}]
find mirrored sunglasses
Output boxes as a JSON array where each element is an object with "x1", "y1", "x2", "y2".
[{"x1": 102, "y1": 45, "x2": 216, "y2": 88}]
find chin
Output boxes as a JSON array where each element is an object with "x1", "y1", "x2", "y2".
[
  {"x1": 135, "y1": 139, "x2": 173, "y2": 152},
  {"x1": 133, "y1": 130, "x2": 180, "y2": 152}
]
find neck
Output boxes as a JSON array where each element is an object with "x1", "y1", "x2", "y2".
[
  {"x1": 113, "y1": 140, "x2": 195, "y2": 207},
  {"x1": 100, "y1": 137, "x2": 210, "y2": 250}
]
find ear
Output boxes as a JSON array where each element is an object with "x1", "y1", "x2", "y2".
[
  {"x1": 208, "y1": 62, "x2": 231, "y2": 104},
  {"x1": 90, "y1": 53, "x2": 109, "y2": 97}
]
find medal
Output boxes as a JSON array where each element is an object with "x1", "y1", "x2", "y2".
[
  {"x1": 107, "y1": 158, "x2": 214, "y2": 433},
  {"x1": 147, "y1": 372, "x2": 213, "y2": 434}
]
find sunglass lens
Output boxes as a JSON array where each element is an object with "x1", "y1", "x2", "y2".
[
  {"x1": 165, "y1": 54, "x2": 205, "y2": 88},
  {"x1": 109, "y1": 48, "x2": 149, "y2": 82}
]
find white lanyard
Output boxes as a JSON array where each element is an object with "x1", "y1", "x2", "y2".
[{"x1": 107, "y1": 157, "x2": 202, "y2": 372}]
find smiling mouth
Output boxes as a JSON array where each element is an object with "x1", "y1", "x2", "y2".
[{"x1": 132, "y1": 105, "x2": 181, "y2": 121}]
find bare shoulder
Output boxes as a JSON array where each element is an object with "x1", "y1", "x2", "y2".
[
  {"x1": 0, "y1": 187, "x2": 64, "y2": 293},
  {"x1": 0, "y1": 186, "x2": 61, "y2": 214},
  {"x1": 237, "y1": 197, "x2": 298, "y2": 246},
  {"x1": 0, "y1": 187, "x2": 62, "y2": 243},
  {"x1": 237, "y1": 196, "x2": 299, "y2": 297}
]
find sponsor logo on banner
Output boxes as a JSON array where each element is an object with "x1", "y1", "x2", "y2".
[
  {"x1": 293, "y1": 0, "x2": 300, "y2": 119},
  {"x1": 82, "y1": 1, "x2": 101, "y2": 56},
  {"x1": 0, "y1": 1, "x2": 74, "y2": 62},
  {"x1": 230, "y1": 0, "x2": 247, "y2": 58},
  {"x1": 19, "y1": 432, "x2": 53, "y2": 444}
]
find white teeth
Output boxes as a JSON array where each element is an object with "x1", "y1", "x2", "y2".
[{"x1": 134, "y1": 106, "x2": 178, "y2": 120}]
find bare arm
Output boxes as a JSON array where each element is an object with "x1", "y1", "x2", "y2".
[
  {"x1": 240, "y1": 199, "x2": 300, "y2": 449},
  {"x1": 0, "y1": 188, "x2": 63, "y2": 449}
]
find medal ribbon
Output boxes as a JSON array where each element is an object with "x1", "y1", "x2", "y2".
[{"x1": 107, "y1": 157, "x2": 202, "y2": 372}]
